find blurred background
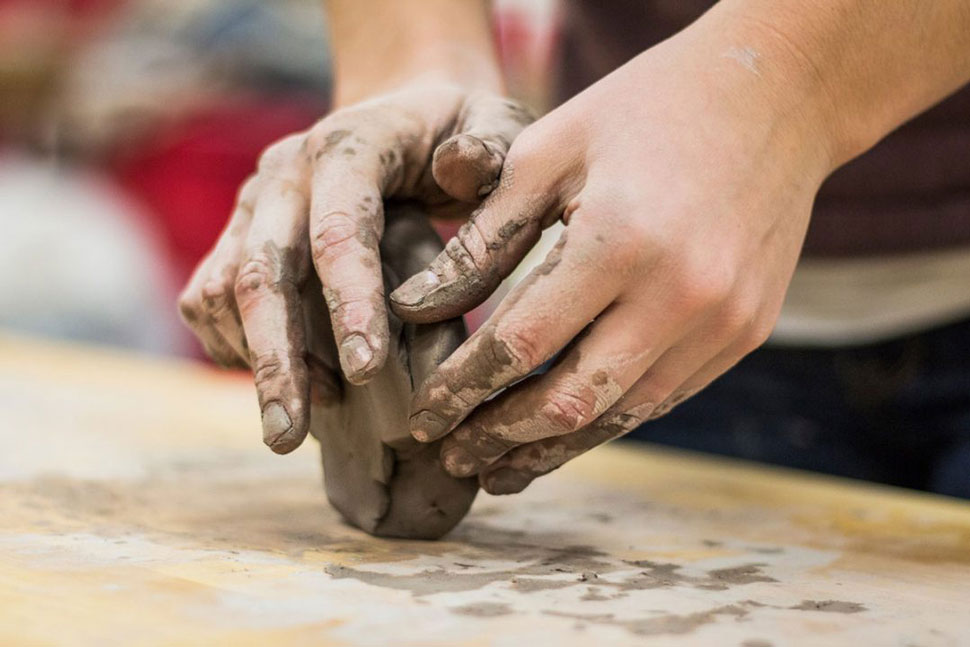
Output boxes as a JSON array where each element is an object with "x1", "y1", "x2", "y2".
[
  {"x1": 0, "y1": 0, "x2": 558, "y2": 358},
  {"x1": 4, "y1": 1, "x2": 969, "y2": 499}
]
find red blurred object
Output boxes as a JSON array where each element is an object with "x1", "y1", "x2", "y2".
[
  {"x1": 0, "y1": 0, "x2": 122, "y2": 15},
  {"x1": 111, "y1": 96, "x2": 325, "y2": 287}
]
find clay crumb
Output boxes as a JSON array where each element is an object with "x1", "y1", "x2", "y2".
[
  {"x1": 451, "y1": 602, "x2": 513, "y2": 618},
  {"x1": 791, "y1": 600, "x2": 866, "y2": 614}
]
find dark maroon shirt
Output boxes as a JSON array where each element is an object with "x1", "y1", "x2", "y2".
[{"x1": 556, "y1": 0, "x2": 970, "y2": 257}]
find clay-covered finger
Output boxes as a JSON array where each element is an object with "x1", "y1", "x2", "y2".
[
  {"x1": 389, "y1": 170, "x2": 558, "y2": 324},
  {"x1": 478, "y1": 369, "x2": 671, "y2": 495},
  {"x1": 308, "y1": 126, "x2": 404, "y2": 385},
  {"x1": 235, "y1": 154, "x2": 312, "y2": 454},
  {"x1": 476, "y1": 314, "x2": 759, "y2": 492},
  {"x1": 179, "y1": 274, "x2": 243, "y2": 368},
  {"x1": 409, "y1": 231, "x2": 620, "y2": 445},
  {"x1": 432, "y1": 94, "x2": 534, "y2": 202},
  {"x1": 478, "y1": 401, "x2": 653, "y2": 495},
  {"x1": 435, "y1": 300, "x2": 662, "y2": 477},
  {"x1": 177, "y1": 179, "x2": 258, "y2": 366}
]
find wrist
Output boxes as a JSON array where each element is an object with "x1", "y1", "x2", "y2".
[
  {"x1": 672, "y1": 6, "x2": 852, "y2": 177},
  {"x1": 333, "y1": 42, "x2": 503, "y2": 107},
  {"x1": 326, "y1": 0, "x2": 503, "y2": 108}
]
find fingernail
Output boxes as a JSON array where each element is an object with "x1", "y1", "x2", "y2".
[
  {"x1": 262, "y1": 402, "x2": 292, "y2": 447},
  {"x1": 483, "y1": 467, "x2": 532, "y2": 495},
  {"x1": 339, "y1": 334, "x2": 373, "y2": 379},
  {"x1": 390, "y1": 270, "x2": 440, "y2": 307},
  {"x1": 410, "y1": 410, "x2": 449, "y2": 442},
  {"x1": 442, "y1": 446, "x2": 479, "y2": 477}
]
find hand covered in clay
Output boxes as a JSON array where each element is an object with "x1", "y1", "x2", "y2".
[
  {"x1": 178, "y1": 82, "x2": 531, "y2": 453},
  {"x1": 391, "y1": 24, "x2": 837, "y2": 494}
]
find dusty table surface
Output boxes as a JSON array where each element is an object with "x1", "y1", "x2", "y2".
[{"x1": 2, "y1": 332, "x2": 969, "y2": 647}]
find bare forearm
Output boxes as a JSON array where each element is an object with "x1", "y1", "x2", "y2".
[
  {"x1": 694, "y1": 0, "x2": 970, "y2": 168},
  {"x1": 324, "y1": 0, "x2": 501, "y2": 106}
]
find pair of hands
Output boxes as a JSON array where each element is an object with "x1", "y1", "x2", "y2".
[{"x1": 180, "y1": 31, "x2": 833, "y2": 494}]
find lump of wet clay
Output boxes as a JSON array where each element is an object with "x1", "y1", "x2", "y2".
[{"x1": 302, "y1": 203, "x2": 477, "y2": 539}]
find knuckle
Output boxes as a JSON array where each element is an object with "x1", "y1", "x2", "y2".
[
  {"x1": 237, "y1": 174, "x2": 260, "y2": 205},
  {"x1": 446, "y1": 223, "x2": 487, "y2": 273},
  {"x1": 327, "y1": 291, "x2": 382, "y2": 329},
  {"x1": 490, "y1": 325, "x2": 546, "y2": 374},
  {"x1": 200, "y1": 277, "x2": 235, "y2": 317},
  {"x1": 310, "y1": 213, "x2": 362, "y2": 263},
  {"x1": 541, "y1": 388, "x2": 599, "y2": 434},
  {"x1": 712, "y1": 297, "x2": 756, "y2": 340},
  {"x1": 581, "y1": 410, "x2": 640, "y2": 446},
  {"x1": 234, "y1": 255, "x2": 278, "y2": 297},
  {"x1": 741, "y1": 317, "x2": 775, "y2": 353},
  {"x1": 575, "y1": 197, "x2": 654, "y2": 270},
  {"x1": 257, "y1": 135, "x2": 304, "y2": 172},
  {"x1": 676, "y1": 267, "x2": 735, "y2": 314},
  {"x1": 177, "y1": 291, "x2": 202, "y2": 325},
  {"x1": 251, "y1": 351, "x2": 286, "y2": 386},
  {"x1": 306, "y1": 121, "x2": 359, "y2": 160},
  {"x1": 449, "y1": 218, "x2": 490, "y2": 274}
]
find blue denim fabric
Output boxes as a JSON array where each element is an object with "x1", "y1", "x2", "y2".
[{"x1": 624, "y1": 317, "x2": 970, "y2": 499}]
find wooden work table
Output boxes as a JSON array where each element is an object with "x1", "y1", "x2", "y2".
[{"x1": 2, "y1": 332, "x2": 969, "y2": 646}]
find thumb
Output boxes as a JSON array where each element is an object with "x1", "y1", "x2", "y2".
[
  {"x1": 389, "y1": 153, "x2": 560, "y2": 323},
  {"x1": 432, "y1": 93, "x2": 534, "y2": 203}
]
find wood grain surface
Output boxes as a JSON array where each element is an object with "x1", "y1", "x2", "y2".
[{"x1": 2, "y1": 332, "x2": 969, "y2": 646}]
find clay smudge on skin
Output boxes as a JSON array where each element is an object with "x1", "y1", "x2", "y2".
[
  {"x1": 315, "y1": 202, "x2": 390, "y2": 382},
  {"x1": 721, "y1": 46, "x2": 762, "y2": 76},
  {"x1": 791, "y1": 600, "x2": 867, "y2": 614},
  {"x1": 532, "y1": 232, "x2": 567, "y2": 277},
  {"x1": 649, "y1": 387, "x2": 701, "y2": 420},
  {"x1": 314, "y1": 129, "x2": 353, "y2": 160},
  {"x1": 489, "y1": 216, "x2": 531, "y2": 251},
  {"x1": 391, "y1": 165, "x2": 553, "y2": 321},
  {"x1": 178, "y1": 300, "x2": 199, "y2": 324},
  {"x1": 408, "y1": 231, "x2": 572, "y2": 441},
  {"x1": 432, "y1": 134, "x2": 503, "y2": 202},
  {"x1": 444, "y1": 351, "x2": 628, "y2": 473},
  {"x1": 482, "y1": 405, "x2": 649, "y2": 494},
  {"x1": 236, "y1": 240, "x2": 311, "y2": 452}
]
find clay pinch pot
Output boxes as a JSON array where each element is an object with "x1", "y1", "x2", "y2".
[{"x1": 303, "y1": 202, "x2": 478, "y2": 539}]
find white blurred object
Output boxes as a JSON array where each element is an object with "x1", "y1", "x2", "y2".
[
  {"x1": 773, "y1": 248, "x2": 970, "y2": 346},
  {"x1": 0, "y1": 153, "x2": 188, "y2": 354}
]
